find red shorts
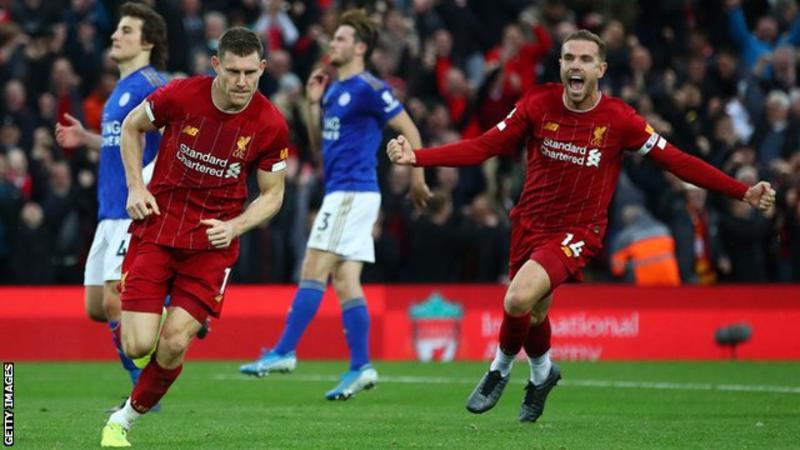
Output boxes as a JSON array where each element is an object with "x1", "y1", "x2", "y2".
[
  {"x1": 509, "y1": 223, "x2": 603, "y2": 288},
  {"x1": 120, "y1": 235, "x2": 238, "y2": 323}
]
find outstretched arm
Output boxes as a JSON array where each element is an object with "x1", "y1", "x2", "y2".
[
  {"x1": 388, "y1": 106, "x2": 528, "y2": 167},
  {"x1": 645, "y1": 141, "x2": 775, "y2": 211},
  {"x1": 387, "y1": 110, "x2": 432, "y2": 208},
  {"x1": 201, "y1": 169, "x2": 286, "y2": 249},
  {"x1": 121, "y1": 101, "x2": 160, "y2": 220}
]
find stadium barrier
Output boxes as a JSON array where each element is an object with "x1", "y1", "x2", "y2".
[{"x1": 1, "y1": 285, "x2": 798, "y2": 361}]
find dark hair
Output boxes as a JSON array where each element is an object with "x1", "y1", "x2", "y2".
[
  {"x1": 119, "y1": 2, "x2": 168, "y2": 70},
  {"x1": 563, "y1": 29, "x2": 607, "y2": 62},
  {"x1": 340, "y1": 9, "x2": 379, "y2": 60},
  {"x1": 217, "y1": 26, "x2": 263, "y2": 59}
]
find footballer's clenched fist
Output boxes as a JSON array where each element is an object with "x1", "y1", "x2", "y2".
[{"x1": 386, "y1": 135, "x2": 416, "y2": 165}]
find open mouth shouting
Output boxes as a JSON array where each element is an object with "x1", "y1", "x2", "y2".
[{"x1": 568, "y1": 73, "x2": 585, "y2": 92}]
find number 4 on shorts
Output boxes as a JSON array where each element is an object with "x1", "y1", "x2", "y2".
[{"x1": 116, "y1": 239, "x2": 128, "y2": 257}]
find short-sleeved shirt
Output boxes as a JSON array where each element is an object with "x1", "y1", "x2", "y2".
[
  {"x1": 320, "y1": 71, "x2": 402, "y2": 193},
  {"x1": 98, "y1": 65, "x2": 165, "y2": 220},
  {"x1": 133, "y1": 75, "x2": 289, "y2": 250}
]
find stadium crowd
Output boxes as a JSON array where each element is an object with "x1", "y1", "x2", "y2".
[{"x1": 0, "y1": 0, "x2": 797, "y2": 285}]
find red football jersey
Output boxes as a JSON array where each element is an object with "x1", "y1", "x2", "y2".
[
  {"x1": 415, "y1": 83, "x2": 747, "y2": 238},
  {"x1": 133, "y1": 76, "x2": 289, "y2": 249}
]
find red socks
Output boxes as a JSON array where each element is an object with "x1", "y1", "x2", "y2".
[
  {"x1": 130, "y1": 359, "x2": 183, "y2": 413},
  {"x1": 498, "y1": 310, "x2": 531, "y2": 356},
  {"x1": 523, "y1": 315, "x2": 552, "y2": 358}
]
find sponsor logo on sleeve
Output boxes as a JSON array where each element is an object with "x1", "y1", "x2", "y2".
[
  {"x1": 381, "y1": 91, "x2": 400, "y2": 112},
  {"x1": 280, "y1": 147, "x2": 289, "y2": 160},
  {"x1": 637, "y1": 132, "x2": 661, "y2": 156}
]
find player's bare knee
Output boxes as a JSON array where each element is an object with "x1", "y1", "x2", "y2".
[
  {"x1": 85, "y1": 293, "x2": 106, "y2": 322},
  {"x1": 159, "y1": 337, "x2": 189, "y2": 360},
  {"x1": 503, "y1": 289, "x2": 533, "y2": 316},
  {"x1": 331, "y1": 276, "x2": 356, "y2": 301},
  {"x1": 529, "y1": 293, "x2": 552, "y2": 325},
  {"x1": 102, "y1": 297, "x2": 122, "y2": 322},
  {"x1": 300, "y1": 257, "x2": 328, "y2": 282},
  {"x1": 86, "y1": 305, "x2": 107, "y2": 322},
  {"x1": 122, "y1": 336, "x2": 153, "y2": 359},
  {"x1": 158, "y1": 329, "x2": 191, "y2": 359}
]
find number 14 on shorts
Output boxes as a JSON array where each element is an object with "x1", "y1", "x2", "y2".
[{"x1": 560, "y1": 233, "x2": 584, "y2": 258}]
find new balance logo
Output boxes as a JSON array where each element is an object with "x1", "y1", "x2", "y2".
[
  {"x1": 225, "y1": 162, "x2": 241, "y2": 179},
  {"x1": 183, "y1": 126, "x2": 199, "y2": 136},
  {"x1": 586, "y1": 149, "x2": 601, "y2": 167}
]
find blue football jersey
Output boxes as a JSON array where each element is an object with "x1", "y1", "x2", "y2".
[
  {"x1": 97, "y1": 65, "x2": 165, "y2": 220},
  {"x1": 320, "y1": 72, "x2": 402, "y2": 193}
]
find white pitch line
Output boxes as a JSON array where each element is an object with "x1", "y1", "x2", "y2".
[{"x1": 213, "y1": 373, "x2": 800, "y2": 395}]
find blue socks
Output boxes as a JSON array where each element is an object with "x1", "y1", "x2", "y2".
[
  {"x1": 109, "y1": 320, "x2": 141, "y2": 385},
  {"x1": 341, "y1": 297, "x2": 370, "y2": 371},
  {"x1": 273, "y1": 280, "x2": 326, "y2": 355},
  {"x1": 272, "y1": 282, "x2": 371, "y2": 371}
]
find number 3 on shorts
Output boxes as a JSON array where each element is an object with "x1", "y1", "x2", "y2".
[
  {"x1": 560, "y1": 233, "x2": 585, "y2": 258},
  {"x1": 317, "y1": 212, "x2": 331, "y2": 231}
]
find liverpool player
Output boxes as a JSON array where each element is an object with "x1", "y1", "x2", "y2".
[
  {"x1": 387, "y1": 30, "x2": 775, "y2": 423},
  {"x1": 100, "y1": 27, "x2": 288, "y2": 447}
]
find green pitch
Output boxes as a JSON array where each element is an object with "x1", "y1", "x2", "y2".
[{"x1": 12, "y1": 361, "x2": 800, "y2": 449}]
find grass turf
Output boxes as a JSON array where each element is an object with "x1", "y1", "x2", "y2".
[{"x1": 11, "y1": 361, "x2": 800, "y2": 449}]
